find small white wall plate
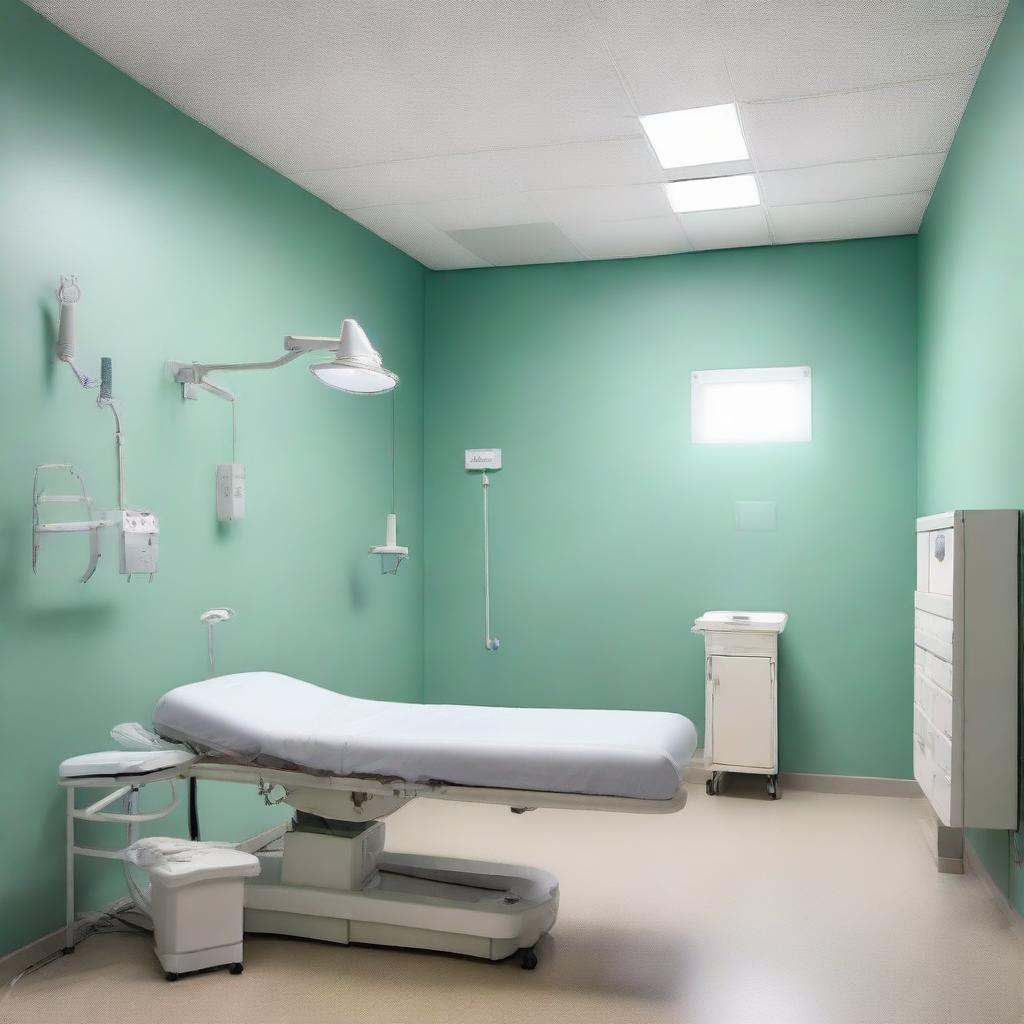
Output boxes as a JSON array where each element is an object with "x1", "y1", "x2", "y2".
[{"x1": 465, "y1": 448, "x2": 502, "y2": 471}]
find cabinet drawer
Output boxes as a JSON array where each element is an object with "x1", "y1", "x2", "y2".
[
  {"x1": 931, "y1": 769, "x2": 953, "y2": 827},
  {"x1": 914, "y1": 610, "x2": 954, "y2": 662},
  {"x1": 919, "y1": 647, "x2": 952, "y2": 694},
  {"x1": 913, "y1": 704, "x2": 927, "y2": 744},
  {"x1": 913, "y1": 738, "x2": 930, "y2": 799},
  {"x1": 931, "y1": 686, "x2": 953, "y2": 738},
  {"x1": 931, "y1": 728, "x2": 952, "y2": 776},
  {"x1": 917, "y1": 528, "x2": 955, "y2": 597},
  {"x1": 703, "y1": 631, "x2": 776, "y2": 657}
]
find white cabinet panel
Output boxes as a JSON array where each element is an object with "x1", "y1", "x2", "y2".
[
  {"x1": 926, "y1": 528, "x2": 955, "y2": 596},
  {"x1": 710, "y1": 655, "x2": 774, "y2": 769},
  {"x1": 914, "y1": 511, "x2": 1018, "y2": 840}
]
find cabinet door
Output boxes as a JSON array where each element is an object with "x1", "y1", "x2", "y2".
[{"x1": 710, "y1": 656, "x2": 774, "y2": 769}]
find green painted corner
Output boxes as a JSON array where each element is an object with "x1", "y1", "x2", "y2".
[{"x1": 917, "y1": 0, "x2": 1024, "y2": 912}]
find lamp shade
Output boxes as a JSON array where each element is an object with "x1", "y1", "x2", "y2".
[{"x1": 310, "y1": 319, "x2": 398, "y2": 394}]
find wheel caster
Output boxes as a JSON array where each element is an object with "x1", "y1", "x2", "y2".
[
  {"x1": 520, "y1": 948, "x2": 538, "y2": 971},
  {"x1": 705, "y1": 777, "x2": 715, "y2": 796},
  {"x1": 228, "y1": 963, "x2": 244, "y2": 975},
  {"x1": 767, "y1": 775, "x2": 779, "y2": 800},
  {"x1": 165, "y1": 972, "x2": 179, "y2": 982}
]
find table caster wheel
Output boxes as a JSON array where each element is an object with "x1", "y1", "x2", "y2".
[
  {"x1": 520, "y1": 948, "x2": 538, "y2": 971},
  {"x1": 767, "y1": 776, "x2": 779, "y2": 800},
  {"x1": 229, "y1": 963, "x2": 244, "y2": 975},
  {"x1": 165, "y1": 972, "x2": 179, "y2": 982},
  {"x1": 705, "y1": 777, "x2": 715, "y2": 796}
]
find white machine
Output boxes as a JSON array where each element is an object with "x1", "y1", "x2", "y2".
[
  {"x1": 61, "y1": 673, "x2": 696, "y2": 972},
  {"x1": 692, "y1": 610, "x2": 787, "y2": 799},
  {"x1": 125, "y1": 838, "x2": 260, "y2": 979}
]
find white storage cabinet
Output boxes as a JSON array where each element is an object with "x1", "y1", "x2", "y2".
[
  {"x1": 914, "y1": 511, "x2": 1018, "y2": 868},
  {"x1": 693, "y1": 611, "x2": 788, "y2": 799}
]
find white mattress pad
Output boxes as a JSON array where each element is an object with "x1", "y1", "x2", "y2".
[{"x1": 153, "y1": 672, "x2": 697, "y2": 801}]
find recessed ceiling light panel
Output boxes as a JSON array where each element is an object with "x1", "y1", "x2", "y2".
[
  {"x1": 666, "y1": 175, "x2": 760, "y2": 214},
  {"x1": 640, "y1": 103, "x2": 749, "y2": 169}
]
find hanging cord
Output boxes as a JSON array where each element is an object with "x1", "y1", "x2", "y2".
[
  {"x1": 482, "y1": 473, "x2": 499, "y2": 651},
  {"x1": 231, "y1": 397, "x2": 238, "y2": 465},
  {"x1": 391, "y1": 388, "x2": 398, "y2": 515}
]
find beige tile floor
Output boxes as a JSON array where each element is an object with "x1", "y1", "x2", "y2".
[{"x1": 4, "y1": 779, "x2": 1023, "y2": 1024}]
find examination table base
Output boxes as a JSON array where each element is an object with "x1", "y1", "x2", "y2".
[{"x1": 243, "y1": 821, "x2": 558, "y2": 966}]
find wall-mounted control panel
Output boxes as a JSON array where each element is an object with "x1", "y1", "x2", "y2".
[
  {"x1": 216, "y1": 463, "x2": 246, "y2": 522},
  {"x1": 119, "y1": 510, "x2": 159, "y2": 577},
  {"x1": 465, "y1": 448, "x2": 502, "y2": 471}
]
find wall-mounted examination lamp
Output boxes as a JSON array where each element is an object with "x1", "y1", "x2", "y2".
[{"x1": 168, "y1": 319, "x2": 398, "y2": 398}]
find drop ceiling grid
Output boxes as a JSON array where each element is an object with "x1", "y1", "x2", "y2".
[{"x1": 25, "y1": 0, "x2": 1010, "y2": 268}]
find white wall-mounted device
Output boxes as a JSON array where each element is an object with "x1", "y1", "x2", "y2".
[
  {"x1": 216, "y1": 463, "x2": 246, "y2": 522},
  {"x1": 466, "y1": 449, "x2": 502, "y2": 651},
  {"x1": 119, "y1": 511, "x2": 159, "y2": 579},
  {"x1": 465, "y1": 449, "x2": 502, "y2": 471}
]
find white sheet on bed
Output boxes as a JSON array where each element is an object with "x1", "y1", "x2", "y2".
[{"x1": 153, "y1": 672, "x2": 697, "y2": 800}]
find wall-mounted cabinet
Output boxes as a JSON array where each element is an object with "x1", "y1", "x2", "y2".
[{"x1": 914, "y1": 511, "x2": 1019, "y2": 869}]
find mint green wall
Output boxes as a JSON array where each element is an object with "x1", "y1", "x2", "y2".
[
  {"x1": 424, "y1": 238, "x2": 918, "y2": 780},
  {"x1": 917, "y1": 0, "x2": 1024, "y2": 911},
  {"x1": 0, "y1": 0, "x2": 424, "y2": 956}
]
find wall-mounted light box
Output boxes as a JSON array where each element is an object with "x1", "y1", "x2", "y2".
[{"x1": 691, "y1": 366, "x2": 812, "y2": 444}]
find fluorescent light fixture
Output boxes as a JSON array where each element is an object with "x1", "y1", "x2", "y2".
[
  {"x1": 640, "y1": 103, "x2": 749, "y2": 169},
  {"x1": 691, "y1": 367, "x2": 812, "y2": 444},
  {"x1": 667, "y1": 175, "x2": 760, "y2": 213}
]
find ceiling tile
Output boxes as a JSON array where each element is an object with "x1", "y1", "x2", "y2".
[
  {"x1": 714, "y1": 2, "x2": 1003, "y2": 101},
  {"x1": 344, "y1": 206, "x2": 488, "y2": 270},
  {"x1": 759, "y1": 154, "x2": 946, "y2": 206},
  {"x1": 560, "y1": 216, "x2": 691, "y2": 260},
  {"x1": 741, "y1": 73, "x2": 977, "y2": 171},
  {"x1": 587, "y1": 0, "x2": 733, "y2": 113},
  {"x1": 678, "y1": 207, "x2": 772, "y2": 251},
  {"x1": 294, "y1": 138, "x2": 663, "y2": 210},
  {"x1": 30, "y1": 0, "x2": 639, "y2": 173},
  {"x1": 526, "y1": 184, "x2": 672, "y2": 225},
  {"x1": 405, "y1": 194, "x2": 546, "y2": 232},
  {"x1": 447, "y1": 223, "x2": 584, "y2": 266},
  {"x1": 768, "y1": 193, "x2": 930, "y2": 244}
]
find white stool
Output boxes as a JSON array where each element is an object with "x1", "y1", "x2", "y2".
[{"x1": 125, "y1": 838, "x2": 260, "y2": 980}]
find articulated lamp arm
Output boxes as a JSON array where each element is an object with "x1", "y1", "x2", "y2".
[
  {"x1": 169, "y1": 335, "x2": 339, "y2": 388},
  {"x1": 169, "y1": 320, "x2": 398, "y2": 398}
]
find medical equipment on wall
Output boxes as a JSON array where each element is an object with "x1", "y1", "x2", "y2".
[
  {"x1": 200, "y1": 607, "x2": 235, "y2": 675},
  {"x1": 168, "y1": 318, "x2": 397, "y2": 521},
  {"x1": 36, "y1": 277, "x2": 159, "y2": 582},
  {"x1": 466, "y1": 449, "x2": 502, "y2": 650},
  {"x1": 369, "y1": 390, "x2": 408, "y2": 574}
]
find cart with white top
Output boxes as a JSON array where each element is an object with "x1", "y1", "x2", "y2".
[{"x1": 692, "y1": 611, "x2": 788, "y2": 799}]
